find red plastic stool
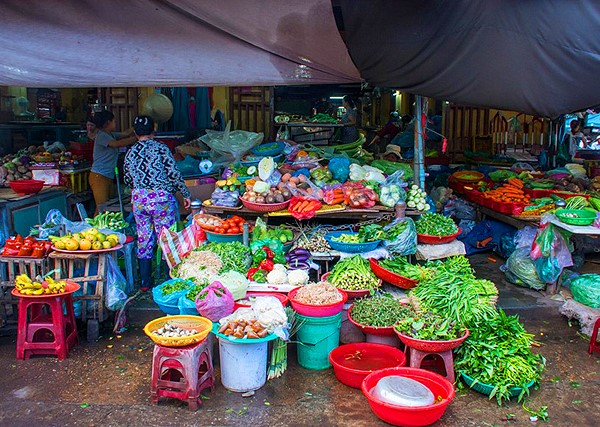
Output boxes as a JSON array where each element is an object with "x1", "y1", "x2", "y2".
[
  {"x1": 151, "y1": 339, "x2": 214, "y2": 411},
  {"x1": 16, "y1": 294, "x2": 78, "y2": 360},
  {"x1": 589, "y1": 317, "x2": 600, "y2": 355},
  {"x1": 406, "y1": 348, "x2": 455, "y2": 383}
]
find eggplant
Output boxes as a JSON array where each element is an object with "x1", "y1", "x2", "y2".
[{"x1": 288, "y1": 260, "x2": 310, "y2": 270}]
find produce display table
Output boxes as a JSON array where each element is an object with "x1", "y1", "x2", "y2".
[{"x1": 477, "y1": 206, "x2": 537, "y2": 229}]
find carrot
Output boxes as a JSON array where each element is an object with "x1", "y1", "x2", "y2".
[{"x1": 296, "y1": 200, "x2": 310, "y2": 211}]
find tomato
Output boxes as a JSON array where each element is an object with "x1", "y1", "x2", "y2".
[
  {"x1": 214, "y1": 227, "x2": 224, "y2": 234},
  {"x1": 221, "y1": 222, "x2": 230, "y2": 230},
  {"x1": 231, "y1": 215, "x2": 244, "y2": 224},
  {"x1": 229, "y1": 227, "x2": 240, "y2": 234}
]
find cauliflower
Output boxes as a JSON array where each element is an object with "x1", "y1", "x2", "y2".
[
  {"x1": 287, "y1": 269, "x2": 309, "y2": 287},
  {"x1": 272, "y1": 264, "x2": 287, "y2": 273},
  {"x1": 266, "y1": 269, "x2": 288, "y2": 285}
]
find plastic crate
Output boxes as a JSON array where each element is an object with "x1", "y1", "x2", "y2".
[{"x1": 61, "y1": 170, "x2": 90, "y2": 193}]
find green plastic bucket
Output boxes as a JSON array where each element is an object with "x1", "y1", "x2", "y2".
[{"x1": 296, "y1": 312, "x2": 342, "y2": 370}]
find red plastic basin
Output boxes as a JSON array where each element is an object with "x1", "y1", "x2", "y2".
[
  {"x1": 321, "y1": 272, "x2": 379, "y2": 299},
  {"x1": 329, "y1": 343, "x2": 406, "y2": 389},
  {"x1": 9, "y1": 180, "x2": 45, "y2": 195},
  {"x1": 233, "y1": 291, "x2": 289, "y2": 310},
  {"x1": 395, "y1": 329, "x2": 469, "y2": 352},
  {"x1": 416, "y1": 228, "x2": 461, "y2": 245},
  {"x1": 369, "y1": 258, "x2": 418, "y2": 290},
  {"x1": 362, "y1": 367, "x2": 455, "y2": 427},
  {"x1": 288, "y1": 286, "x2": 347, "y2": 317}
]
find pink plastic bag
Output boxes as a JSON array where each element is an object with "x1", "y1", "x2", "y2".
[{"x1": 195, "y1": 281, "x2": 234, "y2": 322}]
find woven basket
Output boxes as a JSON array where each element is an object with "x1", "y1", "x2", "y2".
[
  {"x1": 461, "y1": 372, "x2": 534, "y2": 398},
  {"x1": 240, "y1": 198, "x2": 290, "y2": 212},
  {"x1": 394, "y1": 328, "x2": 470, "y2": 352},
  {"x1": 193, "y1": 213, "x2": 223, "y2": 231},
  {"x1": 369, "y1": 258, "x2": 418, "y2": 290},
  {"x1": 144, "y1": 315, "x2": 212, "y2": 347}
]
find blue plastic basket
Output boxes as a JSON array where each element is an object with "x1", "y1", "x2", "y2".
[
  {"x1": 460, "y1": 372, "x2": 534, "y2": 398},
  {"x1": 324, "y1": 231, "x2": 381, "y2": 253},
  {"x1": 250, "y1": 141, "x2": 285, "y2": 157},
  {"x1": 157, "y1": 302, "x2": 180, "y2": 315}
]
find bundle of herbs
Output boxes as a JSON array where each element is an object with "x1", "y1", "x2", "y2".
[
  {"x1": 350, "y1": 294, "x2": 412, "y2": 327},
  {"x1": 394, "y1": 310, "x2": 465, "y2": 341},
  {"x1": 455, "y1": 310, "x2": 545, "y2": 404}
]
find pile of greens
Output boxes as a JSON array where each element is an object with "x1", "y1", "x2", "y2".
[
  {"x1": 185, "y1": 281, "x2": 209, "y2": 301},
  {"x1": 394, "y1": 310, "x2": 464, "y2": 341},
  {"x1": 454, "y1": 310, "x2": 545, "y2": 404},
  {"x1": 332, "y1": 224, "x2": 385, "y2": 244},
  {"x1": 416, "y1": 212, "x2": 458, "y2": 237},
  {"x1": 328, "y1": 255, "x2": 380, "y2": 291},
  {"x1": 350, "y1": 294, "x2": 412, "y2": 327},
  {"x1": 161, "y1": 279, "x2": 191, "y2": 296},
  {"x1": 379, "y1": 256, "x2": 434, "y2": 282},
  {"x1": 204, "y1": 242, "x2": 251, "y2": 273}
]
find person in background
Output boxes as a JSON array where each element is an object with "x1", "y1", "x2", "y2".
[
  {"x1": 124, "y1": 115, "x2": 191, "y2": 291},
  {"x1": 340, "y1": 95, "x2": 359, "y2": 144},
  {"x1": 90, "y1": 110, "x2": 136, "y2": 214},
  {"x1": 86, "y1": 118, "x2": 98, "y2": 143},
  {"x1": 381, "y1": 144, "x2": 403, "y2": 162},
  {"x1": 557, "y1": 119, "x2": 586, "y2": 166},
  {"x1": 367, "y1": 111, "x2": 401, "y2": 152}
]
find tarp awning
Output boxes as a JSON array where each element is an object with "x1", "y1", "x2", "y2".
[
  {"x1": 0, "y1": 0, "x2": 361, "y2": 87},
  {"x1": 338, "y1": 0, "x2": 600, "y2": 117}
]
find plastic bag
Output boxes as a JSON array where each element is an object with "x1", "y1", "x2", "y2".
[
  {"x1": 328, "y1": 157, "x2": 350, "y2": 183},
  {"x1": 510, "y1": 162, "x2": 535, "y2": 172},
  {"x1": 158, "y1": 222, "x2": 202, "y2": 270},
  {"x1": 383, "y1": 217, "x2": 417, "y2": 255},
  {"x1": 443, "y1": 197, "x2": 476, "y2": 220},
  {"x1": 288, "y1": 196, "x2": 322, "y2": 220},
  {"x1": 569, "y1": 274, "x2": 600, "y2": 308},
  {"x1": 152, "y1": 278, "x2": 194, "y2": 308},
  {"x1": 195, "y1": 281, "x2": 235, "y2": 321},
  {"x1": 212, "y1": 271, "x2": 249, "y2": 301},
  {"x1": 530, "y1": 222, "x2": 573, "y2": 284},
  {"x1": 105, "y1": 256, "x2": 128, "y2": 311},
  {"x1": 379, "y1": 171, "x2": 408, "y2": 207},
  {"x1": 515, "y1": 226, "x2": 537, "y2": 249},
  {"x1": 178, "y1": 293, "x2": 199, "y2": 315},
  {"x1": 504, "y1": 247, "x2": 545, "y2": 290},
  {"x1": 175, "y1": 156, "x2": 201, "y2": 177},
  {"x1": 200, "y1": 121, "x2": 263, "y2": 168},
  {"x1": 211, "y1": 188, "x2": 240, "y2": 207}
]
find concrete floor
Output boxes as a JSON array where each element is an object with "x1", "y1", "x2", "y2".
[{"x1": 0, "y1": 254, "x2": 598, "y2": 427}]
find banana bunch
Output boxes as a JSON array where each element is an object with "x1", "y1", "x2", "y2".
[{"x1": 15, "y1": 274, "x2": 66, "y2": 295}]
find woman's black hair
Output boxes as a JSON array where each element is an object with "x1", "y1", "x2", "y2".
[
  {"x1": 92, "y1": 110, "x2": 114, "y2": 129},
  {"x1": 133, "y1": 115, "x2": 155, "y2": 136},
  {"x1": 343, "y1": 95, "x2": 356, "y2": 109}
]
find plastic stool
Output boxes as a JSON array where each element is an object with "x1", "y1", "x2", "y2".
[
  {"x1": 589, "y1": 317, "x2": 600, "y2": 355},
  {"x1": 151, "y1": 340, "x2": 214, "y2": 411},
  {"x1": 16, "y1": 294, "x2": 78, "y2": 360},
  {"x1": 406, "y1": 348, "x2": 455, "y2": 383}
]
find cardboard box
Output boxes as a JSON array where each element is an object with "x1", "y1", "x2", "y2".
[{"x1": 185, "y1": 178, "x2": 216, "y2": 202}]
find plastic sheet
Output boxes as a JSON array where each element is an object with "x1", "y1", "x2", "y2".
[{"x1": 200, "y1": 122, "x2": 263, "y2": 168}]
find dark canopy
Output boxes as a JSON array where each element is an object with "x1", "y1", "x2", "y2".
[{"x1": 338, "y1": 0, "x2": 600, "y2": 117}]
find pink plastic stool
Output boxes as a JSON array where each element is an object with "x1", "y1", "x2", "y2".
[
  {"x1": 151, "y1": 339, "x2": 214, "y2": 411},
  {"x1": 589, "y1": 318, "x2": 600, "y2": 355},
  {"x1": 16, "y1": 294, "x2": 78, "y2": 360},
  {"x1": 406, "y1": 348, "x2": 455, "y2": 383}
]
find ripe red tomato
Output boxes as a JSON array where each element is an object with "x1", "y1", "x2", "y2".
[
  {"x1": 229, "y1": 227, "x2": 240, "y2": 234},
  {"x1": 214, "y1": 227, "x2": 224, "y2": 234}
]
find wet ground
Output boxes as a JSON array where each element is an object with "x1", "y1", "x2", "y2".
[{"x1": 0, "y1": 254, "x2": 598, "y2": 427}]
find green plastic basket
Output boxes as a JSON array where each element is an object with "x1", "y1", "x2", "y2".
[
  {"x1": 460, "y1": 372, "x2": 534, "y2": 398},
  {"x1": 555, "y1": 209, "x2": 596, "y2": 226}
]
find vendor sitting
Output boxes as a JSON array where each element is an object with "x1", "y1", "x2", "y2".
[
  {"x1": 381, "y1": 145, "x2": 402, "y2": 162},
  {"x1": 367, "y1": 112, "x2": 401, "y2": 152},
  {"x1": 124, "y1": 115, "x2": 191, "y2": 291}
]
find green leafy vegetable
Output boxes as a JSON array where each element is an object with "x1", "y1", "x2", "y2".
[
  {"x1": 204, "y1": 242, "x2": 251, "y2": 273},
  {"x1": 350, "y1": 294, "x2": 412, "y2": 327},
  {"x1": 416, "y1": 212, "x2": 458, "y2": 236},
  {"x1": 394, "y1": 310, "x2": 465, "y2": 341}
]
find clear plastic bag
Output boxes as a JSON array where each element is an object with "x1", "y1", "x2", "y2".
[
  {"x1": 379, "y1": 170, "x2": 408, "y2": 207},
  {"x1": 504, "y1": 247, "x2": 545, "y2": 290},
  {"x1": 105, "y1": 256, "x2": 128, "y2": 311},
  {"x1": 200, "y1": 121, "x2": 263, "y2": 168},
  {"x1": 195, "y1": 281, "x2": 235, "y2": 322},
  {"x1": 383, "y1": 217, "x2": 417, "y2": 256},
  {"x1": 515, "y1": 226, "x2": 538, "y2": 249},
  {"x1": 530, "y1": 222, "x2": 573, "y2": 284}
]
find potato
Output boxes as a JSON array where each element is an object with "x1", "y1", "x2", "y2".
[{"x1": 281, "y1": 173, "x2": 291, "y2": 182}]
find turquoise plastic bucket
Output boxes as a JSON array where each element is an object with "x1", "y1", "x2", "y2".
[{"x1": 296, "y1": 312, "x2": 342, "y2": 370}]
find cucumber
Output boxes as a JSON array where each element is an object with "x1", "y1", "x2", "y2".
[{"x1": 588, "y1": 197, "x2": 600, "y2": 212}]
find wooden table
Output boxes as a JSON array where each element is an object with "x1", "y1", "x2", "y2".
[{"x1": 478, "y1": 206, "x2": 538, "y2": 229}]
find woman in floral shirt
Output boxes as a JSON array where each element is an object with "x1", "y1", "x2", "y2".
[{"x1": 124, "y1": 115, "x2": 191, "y2": 291}]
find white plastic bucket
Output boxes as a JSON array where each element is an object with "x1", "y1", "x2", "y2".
[{"x1": 217, "y1": 337, "x2": 269, "y2": 392}]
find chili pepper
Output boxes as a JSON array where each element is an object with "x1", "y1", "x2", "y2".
[
  {"x1": 262, "y1": 246, "x2": 275, "y2": 260},
  {"x1": 251, "y1": 270, "x2": 267, "y2": 283},
  {"x1": 258, "y1": 259, "x2": 274, "y2": 272},
  {"x1": 14, "y1": 235, "x2": 24, "y2": 244}
]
